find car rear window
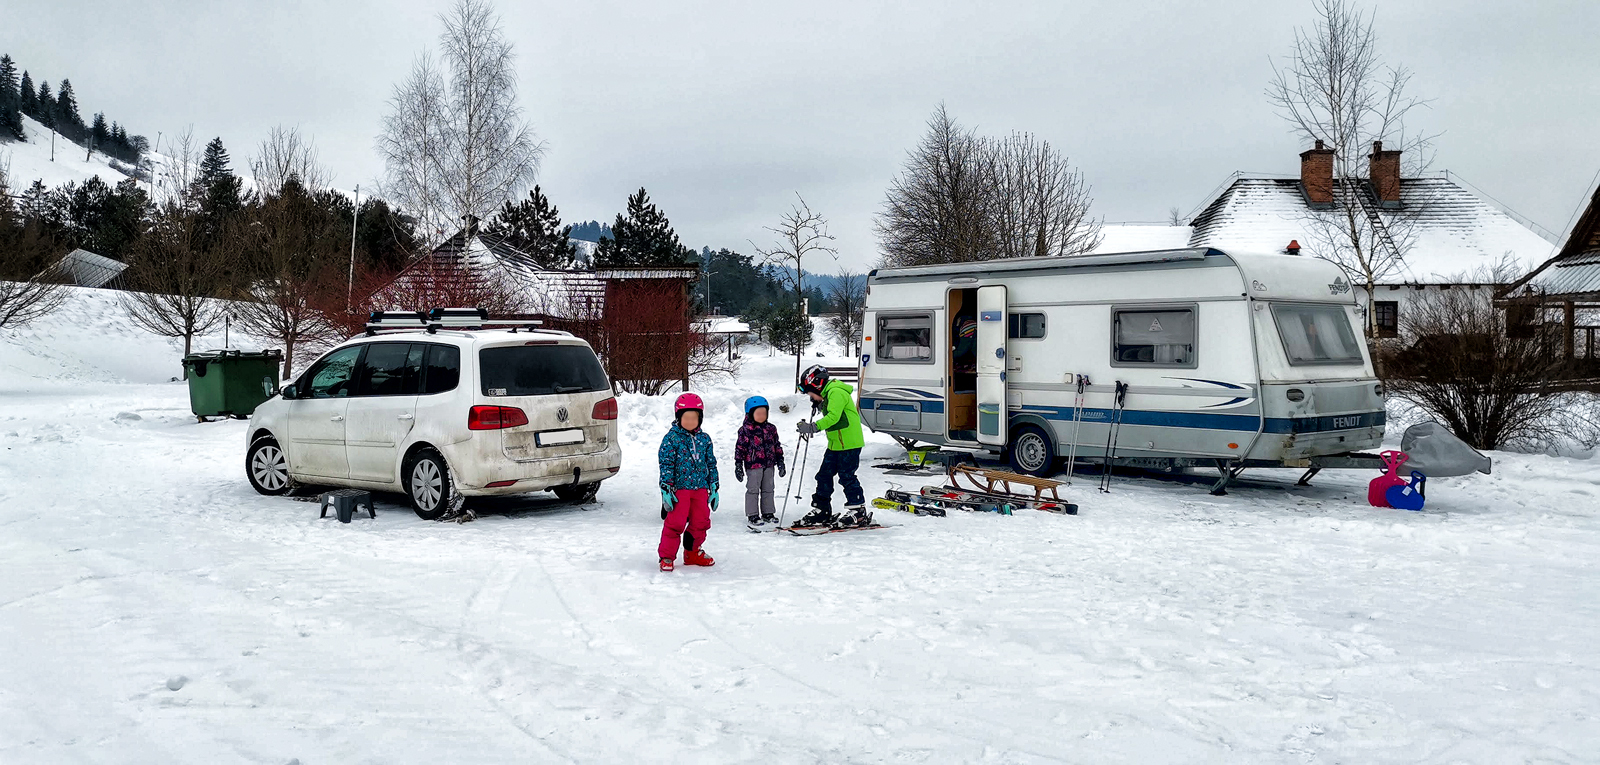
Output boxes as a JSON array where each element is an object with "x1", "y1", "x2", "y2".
[{"x1": 479, "y1": 345, "x2": 609, "y2": 397}]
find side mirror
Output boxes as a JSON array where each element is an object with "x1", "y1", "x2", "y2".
[{"x1": 281, "y1": 384, "x2": 298, "y2": 400}]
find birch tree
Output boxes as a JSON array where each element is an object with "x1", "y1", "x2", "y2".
[
  {"x1": 378, "y1": 0, "x2": 544, "y2": 247},
  {"x1": 1267, "y1": 0, "x2": 1436, "y2": 334}
]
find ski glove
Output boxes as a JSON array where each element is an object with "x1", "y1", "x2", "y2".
[
  {"x1": 796, "y1": 420, "x2": 819, "y2": 437},
  {"x1": 734, "y1": 461, "x2": 745, "y2": 482},
  {"x1": 710, "y1": 486, "x2": 719, "y2": 512},
  {"x1": 778, "y1": 461, "x2": 786, "y2": 477},
  {"x1": 660, "y1": 483, "x2": 676, "y2": 519}
]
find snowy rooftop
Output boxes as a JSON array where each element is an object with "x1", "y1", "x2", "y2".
[
  {"x1": 1187, "y1": 177, "x2": 1557, "y2": 283},
  {"x1": 1091, "y1": 223, "x2": 1195, "y2": 254},
  {"x1": 695, "y1": 316, "x2": 751, "y2": 335}
]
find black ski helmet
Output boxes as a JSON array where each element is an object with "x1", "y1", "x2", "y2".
[{"x1": 798, "y1": 364, "x2": 830, "y2": 394}]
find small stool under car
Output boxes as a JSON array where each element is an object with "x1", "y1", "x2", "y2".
[{"x1": 319, "y1": 489, "x2": 376, "y2": 523}]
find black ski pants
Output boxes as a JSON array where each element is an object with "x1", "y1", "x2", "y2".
[{"x1": 811, "y1": 447, "x2": 864, "y2": 511}]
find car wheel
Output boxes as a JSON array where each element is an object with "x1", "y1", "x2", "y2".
[
  {"x1": 405, "y1": 448, "x2": 453, "y2": 520},
  {"x1": 552, "y1": 482, "x2": 601, "y2": 504},
  {"x1": 246, "y1": 437, "x2": 294, "y2": 496},
  {"x1": 1008, "y1": 425, "x2": 1057, "y2": 478}
]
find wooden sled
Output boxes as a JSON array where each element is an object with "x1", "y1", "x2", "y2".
[{"x1": 947, "y1": 463, "x2": 1067, "y2": 505}]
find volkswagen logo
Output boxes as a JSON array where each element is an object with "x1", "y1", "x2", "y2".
[{"x1": 556, "y1": 407, "x2": 569, "y2": 423}]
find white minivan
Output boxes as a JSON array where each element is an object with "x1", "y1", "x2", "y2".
[{"x1": 245, "y1": 314, "x2": 622, "y2": 518}]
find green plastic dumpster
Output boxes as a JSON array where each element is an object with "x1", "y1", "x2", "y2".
[{"x1": 181, "y1": 349, "x2": 283, "y2": 421}]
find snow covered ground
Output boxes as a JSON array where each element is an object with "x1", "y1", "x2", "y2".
[{"x1": 2, "y1": 286, "x2": 1598, "y2": 763}]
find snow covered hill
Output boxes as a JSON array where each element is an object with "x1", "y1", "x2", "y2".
[
  {"x1": 2, "y1": 286, "x2": 1598, "y2": 762},
  {"x1": 1, "y1": 114, "x2": 147, "y2": 191}
]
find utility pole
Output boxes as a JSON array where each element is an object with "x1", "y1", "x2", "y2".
[
  {"x1": 347, "y1": 184, "x2": 360, "y2": 312},
  {"x1": 149, "y1": 132, "x2": 161, "y2": 200}
]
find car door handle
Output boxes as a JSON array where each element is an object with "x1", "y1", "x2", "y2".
[
  {"x1": 397, "y1": 413, "x2": 414, "y2": 420},
  {"x1": 330, "y1": 415, "x2": 344, "y2": 422}
]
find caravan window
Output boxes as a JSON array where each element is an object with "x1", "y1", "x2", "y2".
[
  {"x1": 1112, "y1": 306, "x2": 1196, "y2": 367},
  {"x1": 1008, "y1": 313, "x2": 1046, "y2": 339},
  {"x1": 1272, "y1": 303, "x2": 1364, "y2": 365},
  {"x1": 876, "y1": 314, "x2": 933, "y2": 363}
]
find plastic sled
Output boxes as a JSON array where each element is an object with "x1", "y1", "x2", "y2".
[
  {"x1": 1385, "y1": 471, "x2": 1427, "y2": 511},
  {"x1": 1367, "y1": 450, "x2": 1409, "y2": 508}
]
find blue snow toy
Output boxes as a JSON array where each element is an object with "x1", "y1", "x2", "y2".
[{"x1": 1385, "y1": 471, "x2": 1427, "y2": 511}]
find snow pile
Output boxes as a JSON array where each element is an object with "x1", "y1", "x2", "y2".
[{"x1": 2, "y1": 287, "x2": 1598, "y2": 761}]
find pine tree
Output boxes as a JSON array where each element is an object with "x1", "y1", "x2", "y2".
[
  {"x1": 91, "y1": 113, "x2": 109, "y2": 149},
  {"x1": 484, "y1": 185, "x2": 578, "y2": 270},
  {"x1": 18, "y1": 70, "x2": 35, "y2": 118},
  {"x1": 192, "y1": 137, "x2": 243, "y2": 244},
  {"x1": 0, "y1": 55, "x2": 22, "y2": 141},
  {"x1": 54, "y1": 79, "x2": 81, "y2": 132},
  {"x1": 592, "y1": 188, "x2": 692, "y2": 268},
  {"x1": 35, "y1": 81, "x2": 52, "y2": 127}
]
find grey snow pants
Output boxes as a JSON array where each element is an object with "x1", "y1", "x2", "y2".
[{"x1": 744, "y1": 465, "x2": 777, "y2": 519}]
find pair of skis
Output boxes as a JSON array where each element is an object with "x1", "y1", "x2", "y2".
[{"x1": 922, "y1": 485, "x2": 1077, "y2": 515}]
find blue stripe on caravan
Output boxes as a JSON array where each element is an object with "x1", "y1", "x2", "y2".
[
  {"x1": 1262, "y1": 411, "x2": 1385, "y2": 434},
  {"x1": 861, "y1": 397, "x2": 946, "y2": 414},
  {"x1": 1018, "y1": 406, "x2": 1260, "y2": 433}
]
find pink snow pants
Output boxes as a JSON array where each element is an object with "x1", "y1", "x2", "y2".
[{"x1": 659, "y1": 488, "x2": 712, "y2": 560}]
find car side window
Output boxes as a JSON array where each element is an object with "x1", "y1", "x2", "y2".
[
  {"x1": 304, "y1": 345, "x2": 363, "y2": 398},
  {"x1": 356, "y1": 343, "x2": 421, "y2": 396},
  {"x1": 422, "y1": 344, "x2": 461, "y2": 394}
]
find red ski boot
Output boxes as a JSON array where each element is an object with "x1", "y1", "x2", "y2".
[
  {"x1": 683, "y1": 548, "x2": 715, "y2": 567},
  {"x1": 659, "y1": 557, "x2": 675, "y2": 572}
]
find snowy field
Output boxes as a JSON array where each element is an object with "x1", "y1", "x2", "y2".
[{"x1": 2, "y1": 286, "x2": 1598, "y2": 763}]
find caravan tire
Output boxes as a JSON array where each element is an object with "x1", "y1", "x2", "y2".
[{"x1": 1008, "y1": 425, "x2": 1057, "y2": 477}]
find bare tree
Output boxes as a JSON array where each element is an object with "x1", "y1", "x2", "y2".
[
  {"x1": 876, "y1": 104, "x2": 998, "y2": 268},
  {"x1": 231, "y1": 179, "x2": 347, "y2": 379},
  {"x1": 990, "y1": 131, "x2": 1102, "y2": 259},
  {"x1": 252, "y1": 125, "x2": 328, "y2": 197},
  {"x1": 0, "y1": 163, "x2": 68, "y2": 328},
  {"x1": 1168, "y1": 207, "x2": 1186, "y2": 226},
  {"x1": 378, "y1": 0, "x2": 544, "y2": 248},
  {"x1": 1384, "y1": 257, "x2": 1597, "y2": 451},
  {"x1": 824, "y1": 270, "x2": 866, "y2": 356},
  {"x1": 157, "y1": 126, "x2": 200, "y2": 208},
  {"x1": 1267, "y1": 0, "x2": 1437, "y2": 333},
  {"x1": 753, "y1": 194, "x2": 837, "y2": 380},
  {"x1": 118, "y1": 203, "x2": 228, "y2": 356}
]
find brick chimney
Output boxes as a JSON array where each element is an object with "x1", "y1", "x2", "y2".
[
  {"x1": 1368, "y1": 140, "x2": 1402, "y2": 204},
  {"x1": 1299, "y1": 139, "x2": 1335, "y2": 205}
]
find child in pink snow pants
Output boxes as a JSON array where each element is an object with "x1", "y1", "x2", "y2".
[{"x1": 657, "y1": 393, "x2": 720, "y2": 571}]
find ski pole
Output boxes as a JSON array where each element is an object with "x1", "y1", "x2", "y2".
[
  {"x1": 1065, "y1": 374, "x2": 1088, "y2": 484},
  {"x1": 1099, "y1": 381, "x2": 1128, "y2": 494},
  {"x1": 778, "y1": 409, "x2": 817, "y2": 526}
]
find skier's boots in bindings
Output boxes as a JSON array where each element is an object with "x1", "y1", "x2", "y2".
[
  {"x1": 760, "y1": 513, "x2": 778, "y2": 525},
  {"x1": 798, "y1": 507, "x2": 836, "y2": 527},
  {"x1": 835, "y1": 505, "x2": 873, "y2": 528},
  {"x1": 659, "y1": 557, "x2": 675, "y2": 572},
  {"x1": 684, "y1": 548, "x2": 715, "y2": 567}
]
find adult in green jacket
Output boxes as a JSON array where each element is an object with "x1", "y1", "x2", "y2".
[{"x1": 795, "y1": 365, "x2": 868, "y2": 526}]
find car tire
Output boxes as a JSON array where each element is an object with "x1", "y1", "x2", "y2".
[
  {"x1": 1008, "y1": 425, "x2": 1057, "y2": 478},
  {"x1": 552, "y1": 482, "x2": 601, "y2": 504},
  {"x1": 246, "y1": 436, "x2": 294, "y2": 496},
  {"x1": 405, "y1": 448, "x2": 453, "y2": 520}
]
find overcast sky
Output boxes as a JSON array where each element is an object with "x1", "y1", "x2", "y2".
[{"x1": 6, "y1": 0, "x2": 1598, "y2": 272}]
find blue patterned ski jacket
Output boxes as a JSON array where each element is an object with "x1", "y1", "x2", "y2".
[{"x1": 658, "y1": 423, "x2": 720, "y2": 491}]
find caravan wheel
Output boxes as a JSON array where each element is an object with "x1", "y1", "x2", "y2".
[{"x1": 1008, "y1": 425, "x2": 1057, "y2": 477}]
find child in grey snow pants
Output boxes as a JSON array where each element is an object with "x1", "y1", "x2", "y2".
[{"x1": 734, "y1": 395, "x2": 785, "y2": 524}]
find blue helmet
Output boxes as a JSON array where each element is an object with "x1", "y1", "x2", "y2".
[{"x1": 744, "y1": 396, "x2": 769, "y2": 414}]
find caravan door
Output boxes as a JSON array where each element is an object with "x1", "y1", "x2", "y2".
[{"x1": 976, "y1": 285, "x2": 1008, "y2": 447}]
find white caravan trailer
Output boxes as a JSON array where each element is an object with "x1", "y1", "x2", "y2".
[{"x1": 859, "y1": 248, "x2": 1385, "y2": 493}]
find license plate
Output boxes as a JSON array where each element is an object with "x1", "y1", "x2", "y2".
[{"x1": 536, "y1": 429, "x2": 584, "y2": 447}]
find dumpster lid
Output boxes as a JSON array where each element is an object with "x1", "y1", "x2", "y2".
[{"x1": 182, "y1": 348, "x2": 284, "y2": 361}]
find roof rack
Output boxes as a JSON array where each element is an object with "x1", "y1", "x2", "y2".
[{"x1": 364, "y1": 307, "x2": 546, "y2": 336}]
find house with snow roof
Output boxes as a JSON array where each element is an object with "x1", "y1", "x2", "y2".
[
  {"x1": 1095, "y1": 142, "x2": 1557, "y2": 338},
  {"x1": 1498, "y1": 179, "x2": 1600, "y2": 372}
]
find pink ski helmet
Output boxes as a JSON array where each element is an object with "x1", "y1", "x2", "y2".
[{"x1": 674, "y1": 392, "x2": 704, "y2": 424}]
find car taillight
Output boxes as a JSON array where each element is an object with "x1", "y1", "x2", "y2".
[
  {"x1": 592, "y1": 397, "x2": 618, "y2": 420},
  {"x1": 468, "y1": 405, "x2": 529, "y2": 430}
]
